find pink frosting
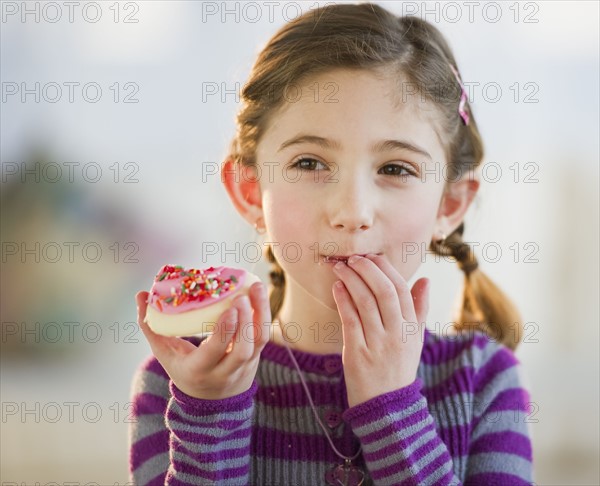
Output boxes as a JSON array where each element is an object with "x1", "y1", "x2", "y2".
[{"x1": 148, "y1": 264, "x2": 247, "y2": 315}]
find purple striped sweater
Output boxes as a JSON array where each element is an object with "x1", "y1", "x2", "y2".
[{"x1": 128, "y1": 327, "x2": 533, "y2": 485}]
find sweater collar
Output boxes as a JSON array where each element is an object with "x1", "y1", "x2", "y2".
[
  {"x1": 261, "y1": 338, "x2": 344, "y2": 376},
  {"x1": 261, "y1": 327, "x2": 432, "y2": 376}
]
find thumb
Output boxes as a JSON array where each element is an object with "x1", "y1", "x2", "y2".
[{"x1": 411, "y1": 278, "x2": 430, "y2": 326}]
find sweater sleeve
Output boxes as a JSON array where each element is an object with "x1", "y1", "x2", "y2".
[
  {"x1": 341, "y1": 340, "x2": 533, "y2": 486},
  {"x1": 128, "y1": 354, "x2": 171, "y2": 485},
  {"x1": 163, "y1": 379, "x2": 258, "y2": 485},
  {"x1": 128, "y1": 350, "x2": 258, "y2": 485}
]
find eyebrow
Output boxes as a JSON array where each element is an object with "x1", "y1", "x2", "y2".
[{"x1": 277, "y1": 134, "x2": 431, "y2": 160}]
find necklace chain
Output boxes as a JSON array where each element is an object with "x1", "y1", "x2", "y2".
[{"x1": 276, "y1": 320, "x2": 363, "y2": 465}]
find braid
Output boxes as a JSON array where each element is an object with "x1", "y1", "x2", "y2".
[
  {"x1": 447, "y1": 225, "x2": 480, "y2": 277},
  {"x1": 431, "y1": 222, "x2": 479, "y2": 276},
  {"x1": 430, "y1": 222, "x2": 523, "y2": 350},
  {"x1": 452, "y1": 243, "x2": 479, "y2": 276}
]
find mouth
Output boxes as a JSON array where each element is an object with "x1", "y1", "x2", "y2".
[{"x1": 321, "y1": 253, "x2": 382, "y2": 264}]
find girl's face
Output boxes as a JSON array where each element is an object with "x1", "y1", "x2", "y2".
[{"x1": 255, "y1": 68, "x2": 450, "y2": 311}]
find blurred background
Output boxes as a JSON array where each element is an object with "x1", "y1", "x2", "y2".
[{"x1": 1, "y1": 0, "x2": 598, "y2": 484}]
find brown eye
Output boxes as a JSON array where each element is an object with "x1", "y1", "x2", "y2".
[
  {"x1": 291, "y1": 157, "x2": 326, "y2": 171},
  {"x1": 380, "y1": 164, "x2": 416, "y2": 178}
]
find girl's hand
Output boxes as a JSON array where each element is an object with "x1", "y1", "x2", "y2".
[
  {"x1": 135, "y1": 282, "x2": 272, "y2": 400},
  {"x1": 332, "y1": 254, "x2": 430, "y2": 408}
]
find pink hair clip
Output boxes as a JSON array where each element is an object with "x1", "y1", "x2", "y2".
[{"x1": 449, "y1": 64, "x2": 470, "y2": 126}]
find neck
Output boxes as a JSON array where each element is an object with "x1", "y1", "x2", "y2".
[{"x1": 271, "y1": 278, "x2": 344, "y2": 355}]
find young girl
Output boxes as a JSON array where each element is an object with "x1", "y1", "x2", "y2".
[{"x1": 129, "y1": 3, "x2": 533, "y2": 485}]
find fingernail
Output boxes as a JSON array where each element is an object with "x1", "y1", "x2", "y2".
[{"x1": 334, "y1": 261, "x2": 345, "y2": 271}]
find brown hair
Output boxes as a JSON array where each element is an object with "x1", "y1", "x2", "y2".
[{"x1": 227, "y1": 3, "x2": 523, "y2": 350}]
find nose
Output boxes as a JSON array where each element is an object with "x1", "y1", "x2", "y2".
[{"x1": 327, "y1": 175, "x2": 374, "y2": 232}]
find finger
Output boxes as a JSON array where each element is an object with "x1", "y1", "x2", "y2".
[
  {"x1": 332, "y1": 279, "x2": 366, "y2": 348},
  {"x1": 248, "y1": 282, "x2": 272, "y2": 359},
  {"x1": 333, "y1": 261, "x2": 384, "y2": 339},
  {"x1": 136, "y1": 291, "x2": 175, "y2": 361},
  {"x1": 136, "y1": 291, "x2": 196, "y2": 360},
  {"x1": 199, "y1": 306, "x2": 239, "y2": 369},
  {"x1": 345, "y1": 255, "x2": 403, "y2": 332},
  {"x1": 134, "y1": 292, "x2": 151, "y2": 337},
  {"x1": 229, "y1": 294, "x2": 254, "y2": 362},
  {"x1": 364, "y1": 254, "x2": 417, "y2": 323},
  {"x1": 411, "y1": 278, "x2": 430, "y2": 327}
]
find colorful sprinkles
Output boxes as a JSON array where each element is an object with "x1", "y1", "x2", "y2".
[{"x1": 152, "y1": 264, "x2": 238, "y2": 309}]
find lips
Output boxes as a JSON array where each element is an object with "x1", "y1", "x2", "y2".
[{"x1": 322, "y1": 253, "x2": 381, "y2": 263}]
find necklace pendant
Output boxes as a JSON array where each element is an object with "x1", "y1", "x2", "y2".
[{"x1": 334, "y1": 460, "x2": 365, "y2": 486}]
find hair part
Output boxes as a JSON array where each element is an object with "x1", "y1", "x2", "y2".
[{"x1": 228, "y1": 2, "x2": 523, "y2": 351}]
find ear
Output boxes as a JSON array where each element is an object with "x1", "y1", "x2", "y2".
[
  {"x1": 435, "y1": 168, "x2": 480, "y2": 236},
  {"x1": 221, "y1": 158, "x2": 263, "y2": 227}
]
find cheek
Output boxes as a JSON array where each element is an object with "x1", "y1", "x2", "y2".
[
  {"x1": 382, "y1": 200, "x2": 440, "y2": 271},
  {"x1": 262, "y1": 189, "x2": 312, "y2": 239},
  {"x1": 386, "y1": 199, "x2": 437, "y2": 238},
  {"x1": 390, "y1": 213, "x2": 431, "y2": 242}
]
